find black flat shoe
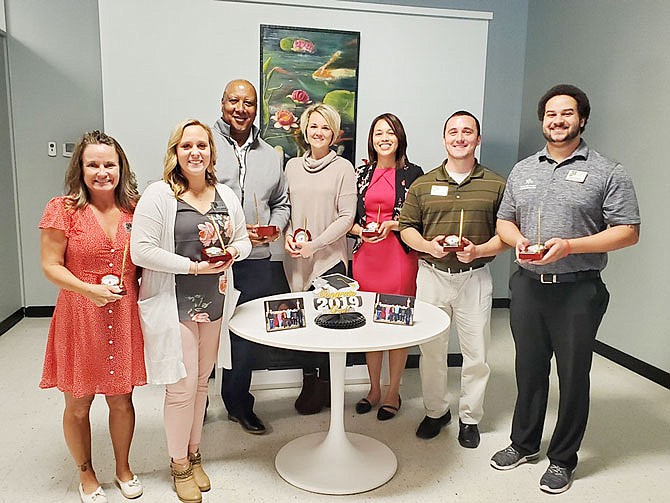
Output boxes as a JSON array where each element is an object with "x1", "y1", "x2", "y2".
[
  {"x1": 355, "y1": 398, "x2": 374, "y2": 414},
  {"x1": 377, "y1": 397, "x2": 402, "y2": 421}
]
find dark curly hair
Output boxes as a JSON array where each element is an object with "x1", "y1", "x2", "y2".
[{"x1": 537, "y1": 84, "x2": 590, "y2": 132}]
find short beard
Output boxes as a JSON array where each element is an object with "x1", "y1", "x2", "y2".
[{"x1": 543, "y1": 126, "x2": 580, "y2": 144}]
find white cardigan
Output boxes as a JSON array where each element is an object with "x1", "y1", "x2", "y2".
[{"x1": 130, "y1": 181, "x2": 251, "y2": 384}]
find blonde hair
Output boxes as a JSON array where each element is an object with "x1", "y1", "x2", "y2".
[
  {"x1": 163, "y1": 119, "x2": 218, "y2": 198},
  {"x1": 299, "y1": 103, "x2": 341, "y2": 147},
  {"x1": 63, "y1": 130, "x2": 139, "y2": 212}
]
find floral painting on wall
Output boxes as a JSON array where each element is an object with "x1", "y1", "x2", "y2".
[{"x1": 259, "y1": 25, "x2": 360, "y2": 165}]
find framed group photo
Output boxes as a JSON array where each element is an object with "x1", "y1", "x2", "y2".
[
  {"x1": 264, "y1": 297, "x2": 307, "y2": 332},
  {"x1": 373, "y1": 293, "x2": 415, "y2": 326}
]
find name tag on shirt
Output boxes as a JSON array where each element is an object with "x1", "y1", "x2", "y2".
[
  {"x1": 566, "y1": 170, "x2": 588, "y2": 183},
  {"x1": 430, "y1": 185, "x2": 449, "y2": 196}
]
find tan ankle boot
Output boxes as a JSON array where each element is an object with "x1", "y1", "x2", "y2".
[
  {"x1": 170, "y1": 460, "x2": 202, "y2": 503},
  {"x1": 188, "y1": 451, "x2": 211, "y2": 492}
]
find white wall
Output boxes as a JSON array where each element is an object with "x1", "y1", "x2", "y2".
[
  {"x1": 99, "y1": 0, "x2": 490, "y2": 190},
  {"x1": 520, "y1": 0, "x2": 669, "y2": 373},
  {"x1": 351, "y1": 0, "x2": 529, "y2": 300},
  {"x1": 6, "y1": 0, "x2": 528, "y2": 309}
]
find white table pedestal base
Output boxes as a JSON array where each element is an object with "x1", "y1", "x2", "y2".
[
  {"x1": 275, "y1": 431, "x2": 397, "y2": 494},
  {"x1": 275, "y1": 351, "x2": 397, "y2": 494},
  {"x1": 229, "y1": 296, "x2": 449, "y2": 495}
]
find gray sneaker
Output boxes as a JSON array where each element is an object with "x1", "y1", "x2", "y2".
[
  {"x1": 539, "y1": 463, "x2": 574, "y2": 494},
  {"x1": 490, "y1": 445, "x2": 539, "y2": 470}
]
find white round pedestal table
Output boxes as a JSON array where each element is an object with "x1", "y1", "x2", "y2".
[{"x1": 228, "y1": 291, "x2": 450, "y2": 495}]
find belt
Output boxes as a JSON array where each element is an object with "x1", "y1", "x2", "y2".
[
  {"x1": 518, "y1": 268, "x2": 601, "y2": 284},
  {"x1": 425, "y1": 261, "x2": 486, "y2": 275}
]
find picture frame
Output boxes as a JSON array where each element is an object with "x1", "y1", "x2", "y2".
[
  {"x1": 373, "y1": 293, "x2": 415, "y2": 326},
  {"x1": 264, "y1": 297, "x2": 307, "y2": 332}
]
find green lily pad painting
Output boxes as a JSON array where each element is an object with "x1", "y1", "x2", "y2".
[{"x1": 260, "y1": 25, "x2": 360, "y2": 164}]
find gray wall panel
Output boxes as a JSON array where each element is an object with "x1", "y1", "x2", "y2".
[
  {"x1": 5, "y1": 0, "x2": 103, "y2": 306},
  {"x1": 0, "y1": 34, "x2": 21, "y2": 321},
  {"x1": 520, "y1": 0, "x2": 668, "y2": 372}
]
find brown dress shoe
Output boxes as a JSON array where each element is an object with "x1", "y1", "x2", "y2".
[
  {"x1": 188, "y1": 451, "x2": 211, "y2": 492},
  {"x1": 170, "y1": 460, "x2": 202, "y2": 503}
]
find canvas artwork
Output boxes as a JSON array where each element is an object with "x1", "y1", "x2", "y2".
[{"x1": 259, "y1": 25, "x2": 360, "y2": 165}]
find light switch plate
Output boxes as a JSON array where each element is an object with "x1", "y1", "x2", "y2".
[{"x1": 63, "y1": 143, "x2": 75, "y2": 158}]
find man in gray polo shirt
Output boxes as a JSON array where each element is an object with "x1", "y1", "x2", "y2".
[{"x1": 491, "y1": 84, "x2": 640, "y2": 494}]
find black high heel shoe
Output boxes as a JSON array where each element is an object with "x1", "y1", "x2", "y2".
[{"x1": 377, "y1": 396, "x2": 402, "y2": 421}]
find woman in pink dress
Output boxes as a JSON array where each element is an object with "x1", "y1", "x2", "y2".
[
  {"x1": 350, "y1": 113, "x2": 423, "y2": 421},
  {"x1": 40, "y1": 131, "x2": 146, "y2": 502}
]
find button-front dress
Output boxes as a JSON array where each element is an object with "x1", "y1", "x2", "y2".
[{"x1": 39, "y1": 196, "x2": 146, "y2": 397}]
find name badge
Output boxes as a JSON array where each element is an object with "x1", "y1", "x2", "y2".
[
  {"x1": 565, "y1": 170, "x2": 588, "y2": 183},
  {"x1": 430, "y1": 185, "x2": 449, "y2": 196}
]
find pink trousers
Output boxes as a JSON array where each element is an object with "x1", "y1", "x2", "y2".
[{"x1": 164, "y1": 320, "x2": 220, "y2": 460}]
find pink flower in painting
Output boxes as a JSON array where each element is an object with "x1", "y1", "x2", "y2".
[
  {"x1": 287, "y1": 89, "x2": 312, "y2": 105},
  {"x1": 198, "y1": 221, "x2": 217, "y2": 246},
  {"x1": 271, "y1": 109, "x2": 299, "y2": 130},
  {"x1": 292, "y1": 39, "x2": 315, "y2": 54}
]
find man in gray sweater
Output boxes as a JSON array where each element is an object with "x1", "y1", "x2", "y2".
[{"x1": 212, "y1": 79, "x2": 290, "y2": 434}]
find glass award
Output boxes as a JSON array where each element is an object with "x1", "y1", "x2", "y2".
[
  {"x1": 293, "y1": 217, "x2": 311, "y2": 243},
  {"x1": 202, "y1": 215, "x2": 232, "y2": 262},
  {"x1": 361, "y1": 205, "x2": 382, "y2": 238},
  {"x1": 518, "y1": 208, "x2": 547, "y2": 260},
  {"x1": 100, "y1": 241, "x2": 128, "y2": 294},
  {"x1": 441, "y1": 209, "x2": 465, "y2": 251}
]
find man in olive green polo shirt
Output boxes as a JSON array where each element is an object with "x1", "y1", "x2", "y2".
[{"x1": 399, "y1": 111, "x2": 507, "y2": 447}]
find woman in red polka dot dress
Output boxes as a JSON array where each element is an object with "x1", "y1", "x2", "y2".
[{"x1": 39, "y1": 131, "x2": 146, "y2": 503}]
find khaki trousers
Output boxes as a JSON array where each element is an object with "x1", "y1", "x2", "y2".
[{"x1": 417, "y1": 261, "x2": 492, "y2": 424}]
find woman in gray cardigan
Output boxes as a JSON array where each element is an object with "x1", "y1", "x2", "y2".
[{"x1": 131, "y1": 119, "x2": 251, "y2": 503}]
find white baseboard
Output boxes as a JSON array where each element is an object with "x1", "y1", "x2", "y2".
[
  {"x1": 215, "y1": 355, "x2": 393, "y2": 392},
  {"x1": 249, "y1": 364, "x2": 371, "y2": 390}
]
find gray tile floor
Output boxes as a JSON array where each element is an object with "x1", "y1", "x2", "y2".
[{"x1": 1, "y1": 310, "x2": 668, "y2": 502}]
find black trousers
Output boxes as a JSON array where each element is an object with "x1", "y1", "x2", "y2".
[
  {"x1": 221, "y1": 258, "x2": 289, "y2": 417},
  {"x1": 508, "y1": 270, "x2": 609, "y2": 470}
]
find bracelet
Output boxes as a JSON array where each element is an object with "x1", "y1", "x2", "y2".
[
  {"x1": 564, "y1": 239, "x2": 571, "y2": 255},
  {"x1": 194, "y1": 261, "x2": 199, "y2": 276}
]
